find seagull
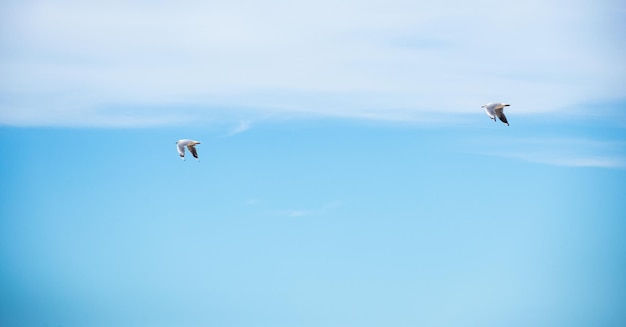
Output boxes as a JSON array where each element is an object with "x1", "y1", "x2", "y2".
[
  {"x1": 176, "y1": 139, "x2": 201, "y2": 161},
  {"x1": 482, "y1": 103, "x2": 510, "y2": 126}
]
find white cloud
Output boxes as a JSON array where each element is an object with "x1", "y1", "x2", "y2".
[
  {"x1": 225, "y1": 120, "x2": 252, "y2": 136},
  {"x1": 504, "y1": 153, "x2": 626, "y2": 168},
  {"x1": 0, "y1": 0, "x2": 624, "y2": 126},
  {"x1": 477, "y1": 138, "x2": 626, "y2": 169},
  {"x1": 275, "y1": 201, "x2": 343, "y2": 218}
]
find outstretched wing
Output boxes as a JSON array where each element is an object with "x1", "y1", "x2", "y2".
[
  {"x1": 187, "y1": 144, "x2": 199, "y2": 159},
  {"x1": 176, "y1": 141, "x2": 187, "y2": 159},
  {"x1": 483, "y1": 104, "x2": 496, "y2": 120},
  {"x1": 495, "y1": 108, "x2": 509, "y2": 126}
]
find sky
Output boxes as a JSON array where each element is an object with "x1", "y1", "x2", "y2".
[{"x1": 1, "y1": 0, "x2": 625, "y2": 327}]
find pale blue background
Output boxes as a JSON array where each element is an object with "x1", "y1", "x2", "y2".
[
  {"x1": 1, "y1": 111, "x2": 625, "y2": 327},
  {"x1": 1, "y1": 0, "x2": 625, "y2": 326}
]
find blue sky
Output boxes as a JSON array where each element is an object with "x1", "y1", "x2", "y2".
[{"x1": 1, "y1": 1, "x2": 625, "y2": 327}]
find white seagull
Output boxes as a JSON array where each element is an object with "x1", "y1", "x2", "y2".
[
  {"x1": 176, "y1": 139, "x2": 201, "y2": 161},
  {"x1": 482, "y1": 102, "x2": 510, "y2": 126}
]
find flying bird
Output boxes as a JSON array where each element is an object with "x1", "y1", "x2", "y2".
[
  {"x1": 482, "y1": 103, "x2": 510, "y2": 126},
  {"x1": 176, "y1": 139, "x2": 201, "y2": 161}
]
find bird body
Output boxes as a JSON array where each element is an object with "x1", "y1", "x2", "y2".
[
  {"x1": 176, "y1": 139, "x2": 201, "y2": 161},
  {"x1": 482, "y1": 103, "x2": 510, "y2": 126}
]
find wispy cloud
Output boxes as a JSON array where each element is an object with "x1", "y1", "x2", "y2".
[
  {"x1": 275, "y1": 201, "x2": 344, "y2": 218},
  {"x1": 477, "y1": 138, "x2": 626, "y2": 169},
  {"x1": 285, "y1": 210, "x2": 314, "y2": 218},
  {"x1": 225, "y1": 120, "x2": 252, "y2": 136},
  {"x1": 494, "y1": 152, "x2": 626, "y2": 169},
  {"x1": 1, "y1": 0, "x2": 624, "y2": 126}
]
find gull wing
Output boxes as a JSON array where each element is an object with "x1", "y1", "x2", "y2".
[
  {"x1": 483, "y1": 103, "x2": 496, "y2": 121},
  {"x1": 187, "y1": 144, "x2": 199, "y2": 159},
  {"x1": 495, "y1": 108, "x2": 509, "y2": 126},
  {"x1": 176, "y1": 140, "x2": 187, "y2": 160}
]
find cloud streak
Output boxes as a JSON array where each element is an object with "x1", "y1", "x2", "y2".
[
  {"x1": 275, "y1": 201, "x2": 344, "y2": 218},
  {"x1": 1, "y1": 0, "x2": 624, "y2": 126},
  {"x1": 225, "y1": 120, "x2": 252, "y2": 136},
  {"x1": 494, "y1": 152, "x2": 626, "y2": 169},
  {"x1": 478, "y1": 138, "x2": 626, "y2": 169}
]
